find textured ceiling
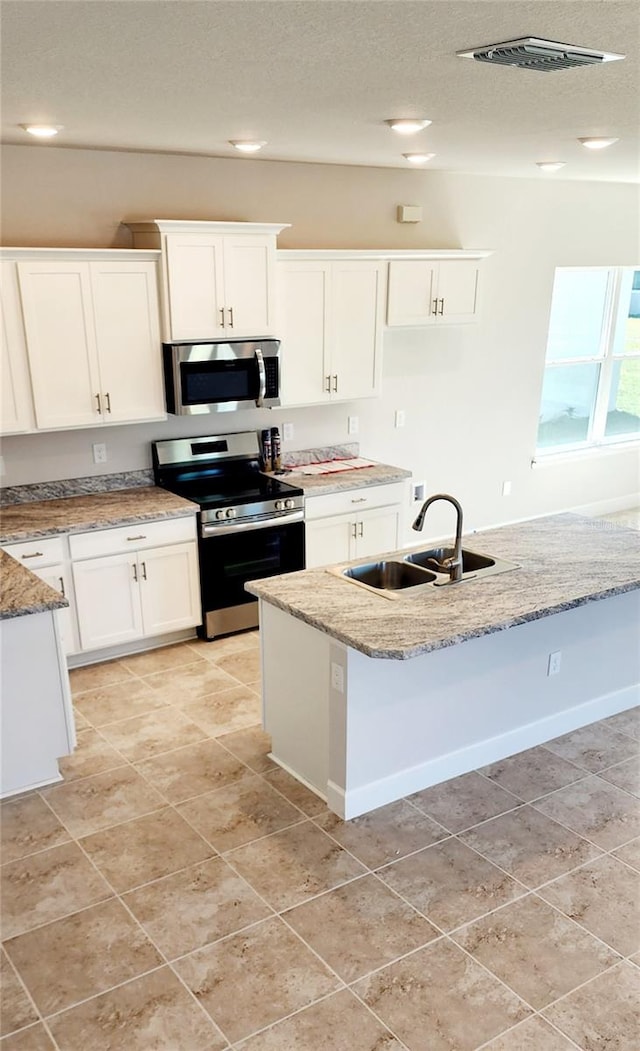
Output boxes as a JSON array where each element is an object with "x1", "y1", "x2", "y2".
[{"x1": 1, "y1": 0, "x2": 638, "y2": 182}]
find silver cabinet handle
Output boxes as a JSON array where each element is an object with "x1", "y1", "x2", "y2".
[
  {"x1": 433, "y1": 298, "x2": 439, "y2": 315},
  {"x1": 358, "y1": 522, "x2": 364, "y2": 538},
  {"x1": 126, "y1": 535, "x2": 146, "y2": 541},
  {"x1": 219, "y1": 307, "x2": 225, "y2": 327},
  {"x1": 351, "y1": 522, "x2": 357, "y2": 539},
  {"x1": 325, "y1": 375, "x2": 331, "y2": 393},
  {"x1": 351, "y1": 497, "x2": 367, "y2": 504},
  {"x1": 105, "y1": 392, "x2": 111, "y2": 413},
  {"x1": 95, "y1": 393, "x2": 102, "y2": 414},
  {"x1": 332, "y1": 374, "x2": 338, "y2": 393},
  {"x1": 228, "y1": 306, "x2": 234, "y2": 328},
  {"x1": 141, "y1": 561, "x2": 147, "y2": 580},
  {"x1": 132, "y1": 563, "x2": 138, "y2": 582},
  {"x1": 21, "y1": 551, "x2": 44, "y2": 559},
  {"x1": 255, "y1": 347, "x2": 266, "y2": 407},
  {"x1": 439, "y1": 298, "x2": 445, "y2": 315},
  {"x1": 59, "y1": 576, "x2": 65, "y2": 597}
]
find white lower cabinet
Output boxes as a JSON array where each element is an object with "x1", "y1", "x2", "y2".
[
  {"x1": 70, "y1": 518, "x2": 201, "y2": 652},
  {"x1": 305, "y1": 482, "x2": 406, "y2": 569},
  {"x1": 1, "y1": 536, "x2": 78, "y2": 655}
]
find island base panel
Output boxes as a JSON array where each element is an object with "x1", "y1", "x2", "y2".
[{"x1": 260, "y1": 591, "x2": 639, "y2": 819}]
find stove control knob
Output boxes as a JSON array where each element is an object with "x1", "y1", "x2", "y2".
[
  {"x1": 275, "y1": 500, "x2": 284, "y2": 511},
  {"x1": 215, "y1": 509, "x2": 226, "y2": 520},
  {"x1": 225, "y1": 508, "x2": 236, "y2": 519},
  {"x1": 284, "y1": 499, "x2": 295, "y2": 510}
]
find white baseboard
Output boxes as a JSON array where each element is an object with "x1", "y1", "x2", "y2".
[
  {"x1": 67, "y1": 628, "x2": 197, "y2": 668},
  {"x1": 1, "y1": 770, "x2": 62, "y2": 800},
  {"x1": 336, "y1": 683, "x2": 640, "y2": 820}
]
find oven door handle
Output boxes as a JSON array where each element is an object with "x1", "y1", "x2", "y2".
[
  {"x1": 201, "y1": 510, "x2": 304, "y2": 538},
  {"x1": 255, "y1": 347, "x2": 266, "y2": 407}
]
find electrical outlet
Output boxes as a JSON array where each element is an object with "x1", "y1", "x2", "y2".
[
  {"x1": 92, "y1": 443, "x2": 107, "y2": 464},
  {"x1": 413, "y1": 481, "x2": 425, "y2": 502},
  {"x1": 547, "y1": 651, "x2": 562, "y2": 677},
  {"x1": 502, "y1": 480, "x2": 512, "y2": 497},
  {"x1": 347, "y1": 415, "x2": 359, "y2": 435},
  {"x1": 330, "y1": 662, "x2": 344, "y2": 693},
  {"x1": 394, "y1": 409, "x2": 406, "y2": 428},
  {"x1": 282, "y1": 423, "x2": 294, "y2": 441}
]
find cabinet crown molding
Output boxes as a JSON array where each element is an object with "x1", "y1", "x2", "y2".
[
  {"x1": 277, "y1": 248, "x2": 492, "y2": 261},
  {"x1": 0, "y1": 248, "x2": 160, "y2": 260},
  {"x1": 124, "y1": 219, "x2": 291, "y2": 237}
]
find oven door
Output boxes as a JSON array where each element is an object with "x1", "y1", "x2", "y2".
[
  {"x1": 164, "y1": 340, "x2": 280, "y2": 415},
  {"x1": 198, "y1": 517, "x2": 304, "y2": 639}
]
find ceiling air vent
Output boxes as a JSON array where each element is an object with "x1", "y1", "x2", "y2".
[{"x1": 457, "y1": 37, "x2": 624, "y2": 73}]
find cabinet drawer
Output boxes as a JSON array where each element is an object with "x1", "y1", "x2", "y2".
[
  {"x1": 69, "y1": 515, "x2": 196, "y2": 559},
  {"x1": 3, "y1": 535, "x2": 66, "y2": 567},
  {"x1": 304, "y1": 482, "x2": 407, "y2": 521}
]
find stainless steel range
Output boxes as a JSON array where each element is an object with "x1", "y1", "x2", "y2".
[{"x1": 152, "y1": 431, "x2": 304, "y2": 639}]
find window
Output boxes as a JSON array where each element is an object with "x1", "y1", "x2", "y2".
[{"x1": 536, "y1": 266, "x2": 640, "y2": 454}]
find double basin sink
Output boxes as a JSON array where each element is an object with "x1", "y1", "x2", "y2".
[{"x1": 334, "y1": 546, "x2": 520, "y2": 599}]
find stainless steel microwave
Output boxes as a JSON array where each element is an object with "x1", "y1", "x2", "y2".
[{"x1": 162, "y1": 339, "x2": 281, "y2": 415}]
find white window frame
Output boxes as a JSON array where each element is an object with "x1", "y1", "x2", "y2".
[{"x1": 535, "y1": 265, "x2": 640, "y2": 458}]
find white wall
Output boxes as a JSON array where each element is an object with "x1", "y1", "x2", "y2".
[{"x1": 1, "y1": 145, "x2": 638, "y2": 537}]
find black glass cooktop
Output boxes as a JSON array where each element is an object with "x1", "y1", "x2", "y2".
[{"x1": 161, "y1": 473, "x2": 303, "y2": 510}]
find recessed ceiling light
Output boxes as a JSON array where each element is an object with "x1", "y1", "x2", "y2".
[
  {"x1": 403, "y1": 153, "x2": 435, "y2": 165},
  {"x1": 229, "y1": 140, "x2": 267, "y2": 153},
  {"x1": 20, "y1": 124, "x2": 63, "y2": 138},
  {"x1": 578, "y1": 136, "x2": 619, "y2": 150},
  {"x1": 386, "y1": 119, "x2": 432, "y2": 135},
  {"x1": 536, "y1": 161, "x2": 566, "y2": 172}
]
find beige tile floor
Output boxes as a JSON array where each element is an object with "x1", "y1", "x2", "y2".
[{"x1": 1, "y1": 507, "x2": 639, "y2": 1050}]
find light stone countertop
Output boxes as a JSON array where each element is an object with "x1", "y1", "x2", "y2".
[
  {"x1": 1, "y1": 549, "x2": 69, "y2": 620},
  {"x1": 0, "y1": 487, "x2": 199, "y2": 545},
  {"x1": 278, "y1": 462, "x2": 411, "y2": 496},
  {"x1": 246, "y1": 513, "x2": 640, "y2": 660}
]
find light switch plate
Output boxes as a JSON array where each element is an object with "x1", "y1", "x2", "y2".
[
  {"x1": 282, "y1": 423, "x2": 294, "y2": 441},
  {"x1": 92, "y1": 443, "x2": 107, "y2": 464}
]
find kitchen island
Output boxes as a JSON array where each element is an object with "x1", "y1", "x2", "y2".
[{"x1": 247, "y1": 514, "x2": 640, "y2": 818}]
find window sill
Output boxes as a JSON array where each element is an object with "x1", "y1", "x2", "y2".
[{"x1": 531, "y1": 439, "x2": 639, "y2": 469}]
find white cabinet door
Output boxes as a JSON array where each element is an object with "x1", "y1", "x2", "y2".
[
  {"x1": 354, "y1": 506, "x2": 400, "y2": 559},
  {"x1": 138, "y1": 542, "x2": 201, "y2": 635},
  {"x1": 387, "y1": 260, "x2": 438, "y2": 326},
  {"x1": 223, "y1": 236, "x2": 277, "y2": 338},
  {"x1": 73, "y1": 553, "x2": 143, "y2": 650},
  {"x1": 305, "y1": 516, "x2": 353, "y2": 569},
  {"x1": 165, "y1": 235, "x2": 226, "y2": 339},
  {"x1": 17, "y1": 261, "x2": 102, "y2": 428},
  {"x1": 32, "y1": 564, "x2": 78, "y2": 656},
  {"x1": 437, "y1": 260, "x2": 481, "y2": 323},
  {"x1": 90, "y1": 261, "x2": 165, "y2": 423},
  {"x1": 279, "y1": 262, "x2": 331, "y2": 406},
  {"x1": 331, "y1": 261, "x2": 383, "y2": 400},
  {"x1": 387, "y1": 259, "x2": 481, "y2": 326},
  {"x1": 0, "y1": 261, "x2": 34, "y2": 434}
]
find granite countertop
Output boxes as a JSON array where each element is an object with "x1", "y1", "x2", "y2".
[
  {"x1": 0, "y1": 487, "x2": 199, "y2": 544},
  {"x1": 1, "y1": 550, "x2": 69, "y2": 620},
  {"x1": 246, "y1": 513, "x2": 640, "y2": 660},
  {"x1": 280, "y1": 462, "x2": 411, "y2": 496}
]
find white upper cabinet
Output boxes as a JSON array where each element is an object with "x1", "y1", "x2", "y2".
[
  {"x1": 126, "y1": 220, "x2": 290, "y2": 342},
  {"x1": 89, "y1": 260, "x2": 164, "y2": 423},
  {"x1": 0, "y1": 261, "x2": 35, "y2": 434},
  {"x1": 12, "y1": 251, "x2": 165, "y2": 430},
  {"x1": 277, "y1": 252, "x2": 384, "y2": 406},
  {"x1": 386, "y1": 252, "x2": 491, "y2": 326}
]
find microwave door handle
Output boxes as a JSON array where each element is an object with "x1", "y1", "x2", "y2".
[{"x1": 255, "y1": 347, "x2": 267, "y2": 407}]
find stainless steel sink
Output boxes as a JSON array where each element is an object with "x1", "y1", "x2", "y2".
[
  {"x1": 343, "y1": 560, "x2": 437, "y2": 591},
  {"x1": 405, "y1": 546, "x2": 519, "y2": 585},
  {"x1": 331, "y1": 545, "x2": 520, "y2": 598}
]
